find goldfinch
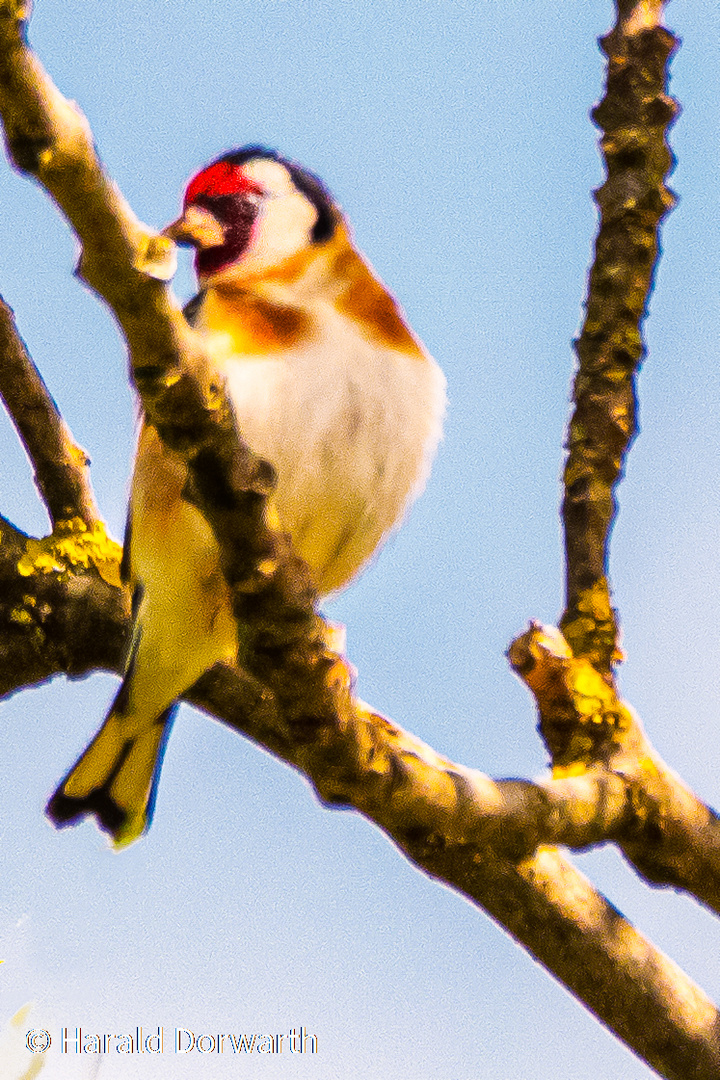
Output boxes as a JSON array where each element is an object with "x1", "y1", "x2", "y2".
[{"x1": 46, "y1": 146, "x2": 446, "y2": 846}]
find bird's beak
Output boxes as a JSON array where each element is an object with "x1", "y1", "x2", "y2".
[{"x1": 162, "y1": 205, "x2": 225, "y2": 248}]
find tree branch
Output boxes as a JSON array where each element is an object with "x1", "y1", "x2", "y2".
[
  {"x1": 0, "y1": 295, "x2": 100, "y2": 527},
  {"x1": 561, "y1": 3, "x2": 678, "y2": 672},
  {"x1": 1, "y1": 547, "x2": 719, "y2": 1079},
  {"x1": 0, "y1": 514, "x2": 128, "y2": 696},
  {"x1": 0, "y1": 0, "x2": 337, "y2": 750},
  {"x1": 508, "y1": 622, "x2": 720, "y2": 917},
  {"x1": 0, "y1": 2, "x2": 717, "y2": 1077}
]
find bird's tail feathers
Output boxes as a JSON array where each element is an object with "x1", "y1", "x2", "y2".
[{"x1": 46, "y1": 703, "x2": 177, "y2": 849}]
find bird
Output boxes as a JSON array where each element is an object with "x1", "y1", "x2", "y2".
[{"x1": 45, "y1": 146, "x2": 446, "y2": 847}]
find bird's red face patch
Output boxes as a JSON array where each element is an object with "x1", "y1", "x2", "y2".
[
  {"x1": 183, "y1": 161, "x2": 262, "y2": 207},
  {"x1": 183, "y1": 161, "x2": 265, "y2": 277}
]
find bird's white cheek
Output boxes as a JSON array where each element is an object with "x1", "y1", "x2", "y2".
[{"x1": 263, "y1": 191, "x2": 318, "y2": 250}]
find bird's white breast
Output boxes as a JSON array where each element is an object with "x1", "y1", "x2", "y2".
[{"x1": 216, "y1": 307, "x2": 445, "y2": 594}]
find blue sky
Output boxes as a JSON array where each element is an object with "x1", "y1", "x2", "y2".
[{"x1": 0, "y1": 2, "x2": 719, "y2": 1077}]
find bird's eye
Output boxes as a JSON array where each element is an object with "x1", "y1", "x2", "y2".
[{"x1": 192, "y1": 191, "x2": 263, "y2": 226}]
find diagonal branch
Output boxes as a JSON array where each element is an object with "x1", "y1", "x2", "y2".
[
  {"x1": 0, "y1": 0, "x2": 332, "y2": 743},
  {"x1": 1, "y1": 549, "x2": 720, "y2": 1079},
  {"x1": 560, "y1": 3, "x2": 678, "y2": 673},
  {"x1": 0, "y1": 295, "x2": 100, "y2": 527}
]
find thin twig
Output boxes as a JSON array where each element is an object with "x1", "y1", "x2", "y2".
[{"x1": 0, "y1": 295, "x2": 100, "y2": 527}]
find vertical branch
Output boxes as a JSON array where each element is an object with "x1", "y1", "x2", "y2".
[{"x1": 560, "y1": 1, "x2": 678, "y2": 673}]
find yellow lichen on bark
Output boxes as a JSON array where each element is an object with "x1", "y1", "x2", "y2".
[
  {"x1": 508, "y1": 622, "x2": 635, "y2": 773},
  {"x1": 17, "y1": 517, "x2": 122, "y2": 587}
]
